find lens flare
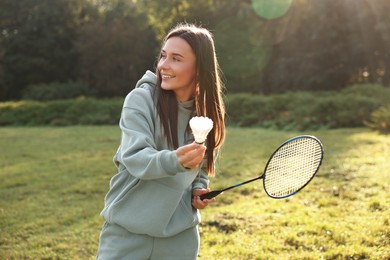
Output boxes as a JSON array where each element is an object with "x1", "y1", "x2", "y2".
[
  {"x1": 214, "y1": 16, "x2": 271, "y2": 86},
  {"x1": 251, "y1": 0, "x2": 293, "y2": 20}
]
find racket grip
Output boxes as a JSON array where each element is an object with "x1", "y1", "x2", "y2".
[{"x1": 200, "y1": 190, "x2": 222, "y2": 200}]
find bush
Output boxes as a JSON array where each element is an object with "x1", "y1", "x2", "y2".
[
  {"x1": 306, "y1": 94, "x2": 379, "y2": 128},
  {"x1": 365, "y1": 105, "x2": 390, "y2": 133},
  {"x1": 0, "y1": 97, "x2": 122, "y2": 126},
  {"x1": 226, "y1": 84, "x2": 390, "y2": 130},
  {"x1": 1, "y1": 84, "x2": 389, "y2": 130},
  {"x1": 22, "y1": 81, "x2": 95, "y2": 101}
]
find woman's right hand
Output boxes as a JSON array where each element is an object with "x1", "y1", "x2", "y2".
[{"x1": 176, "y1": 142, "x2": 206, "y2": 169}]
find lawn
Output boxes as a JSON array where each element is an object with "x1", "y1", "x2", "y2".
[{"x1": 0, "y1": 126, "x2": 389, "y2": 259}]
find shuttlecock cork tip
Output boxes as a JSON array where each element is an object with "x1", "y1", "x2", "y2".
[{"x1": 189, "y1": 116, "x2": 213, "y2": 144}]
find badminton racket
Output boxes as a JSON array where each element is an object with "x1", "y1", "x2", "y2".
[{"x1": 200, "y1": 135, "x2": 324, "y2": 200}]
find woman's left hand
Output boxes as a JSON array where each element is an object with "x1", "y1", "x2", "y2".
[{"x1": 192, "y1": 188, "x2": 215, "y2": 209}]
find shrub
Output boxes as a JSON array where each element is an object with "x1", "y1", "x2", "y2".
[
  {"x1": 0, "y1": 101, "x2": 46, "y2": 126},
  {"x1": 365, "y1": 105, "x2": 390, "y2": 133},
  {"x1": 307, "y1": 94, "x2": 379, "y2": 128},
  {"x1": 22, "y1": 81, "x2": 95, "y2": 101},
  {"x1": 0, "y1": 98, "x2": 122, "y2": 126},
  {"x1": 1, "y1": 84, "x2": 389, "y2": 130},
  {"x1": 226, "y1": 84, "x2": 390, "y2": 130},
  {"x1": 341, "y1": 84, "x2": 390, "y2": 103}
]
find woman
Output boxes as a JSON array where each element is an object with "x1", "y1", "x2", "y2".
[{"x1": 97, "y1": 23, "x2": 226, "y2": 259}]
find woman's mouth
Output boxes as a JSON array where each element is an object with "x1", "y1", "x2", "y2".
[{"x1": 162, "y1": 75, "x2": 175, "y2": 79}]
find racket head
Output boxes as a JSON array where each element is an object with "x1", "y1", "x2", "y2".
[{"x1": 263, "y1": 135, "x2": 324, "y2": 199}]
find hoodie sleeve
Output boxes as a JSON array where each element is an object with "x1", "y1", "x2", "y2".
[
  {"x1": 192, "y1": 147, "x2": 221, "y2": 191},
  {"x1": 192, "y1": 165, "x2": 209, "y2": 191},
  {"x1": 116, "y1": 87, "x2": 186, "y2": 180}
]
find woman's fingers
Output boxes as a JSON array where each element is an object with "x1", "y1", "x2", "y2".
[
  {"x1": 176, "y1": 142, "x2": 206, "y2": 169},
  {"x1": 192, "y1": 188, "x2": 215, "y2": 209},
  {"x1": 176, "y1": 142, "x2": 201, "y2": 155}
]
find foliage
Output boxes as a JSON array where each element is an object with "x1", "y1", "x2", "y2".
[
  {"x1": 0, "y1": 0, "x2": 94, "y2": 100},
  {"x1": 213, "y1": 7, "x2": 271, "y2": 92},
  {"x1": 76, "y1": 0, "x2": 158, "y2": 98},
  {"x1": 1, "y1": 0, "x2": 390, "y2": 100},
  {"x1": 365, "y1": 105, "x2": 390, "y2": 133},
  {"x1": 0, "y1": 97, "x2": 122, "y2": 126},
  {"x1": 259, "y1": 0, "x2": 390, "y2": 93},
  {"x1": 226, "y1": 84, "x2": 390, "y2": 130},
  {"x1": 22, "y1": 81, "x2": 95, "y2": 101},
  {"x1": 1, "y1": 84, "x2": 389, "y2": 130},
  {"x1": 0, "y1": 127, "x2": 388, "y2": 259}
]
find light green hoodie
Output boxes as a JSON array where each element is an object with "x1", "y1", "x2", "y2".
[{"x1": 100, "y1": 71, "x2": 209, "y2": 237}]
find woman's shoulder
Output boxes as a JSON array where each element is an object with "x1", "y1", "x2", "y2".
[
  {"x1": 135, "y1": 70, "x2": 157, "y2": 90},
  {"x1": 123, "y1": 88, "x2": 153, "y2": 108},
  {"x1": 123, "y1": 71, "x2": 157, "y2": 108}
]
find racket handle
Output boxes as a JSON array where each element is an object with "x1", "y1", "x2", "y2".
[{"x1": 200, "y1": 190, "x2": 223, "y2": 200}]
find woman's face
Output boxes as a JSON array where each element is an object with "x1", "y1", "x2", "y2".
[{"x1": 157, "y1": 36, "x2": 197, "y2": 102}]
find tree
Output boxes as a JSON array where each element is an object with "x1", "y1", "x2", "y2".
[
  {"x1": 211, "y1": 1, "x2": 271, "y2": 92},
  {"x1": 1, "y1": 0, "x2": 389, "y2": 100},
  {"x1": 259, "y1": 0, "x2": 390, "y2": 93},
  {"x1": 0, "y1": 0, "x2": 93, "y2": 100},
  {"x1": 76, "y1": 0, "x2": 157, "y2": 97}
]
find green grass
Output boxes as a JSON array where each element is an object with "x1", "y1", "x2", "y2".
[{"x1": 0, "y1": 126, "x2": 389, "y2": 259}]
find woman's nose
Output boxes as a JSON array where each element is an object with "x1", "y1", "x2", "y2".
[{"x1": 158, "y1": 58, "x2": 168, "y2": 70}]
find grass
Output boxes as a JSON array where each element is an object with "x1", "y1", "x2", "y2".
[{"x1": 0, "y1": 126, "x2": 389, "y2": 259}]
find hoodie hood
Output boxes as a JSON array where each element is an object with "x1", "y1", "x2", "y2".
[{"x1": 135, "y1": 70, "x2": 157, "y2": 89}]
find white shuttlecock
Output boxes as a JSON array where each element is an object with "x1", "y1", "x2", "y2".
[{"x1": 189, "y1": 116, "x2": 213, "y2": 144}]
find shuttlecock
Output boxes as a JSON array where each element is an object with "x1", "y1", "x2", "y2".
[{"x1": 189, "y1": 116, "x2": 213, "y2": 144}]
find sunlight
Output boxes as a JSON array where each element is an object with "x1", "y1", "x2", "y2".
[{"x1": 251, "y1": 0, "x2": 293, "y2": 20}]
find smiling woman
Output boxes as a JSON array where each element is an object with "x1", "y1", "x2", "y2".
[{"x1": 96, "y1": 23, "x2": 226, "y2": 260}]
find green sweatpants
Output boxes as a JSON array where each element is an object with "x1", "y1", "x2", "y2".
[{"x1": 97, "y1": 222, "x2": 200, "y2": 260}]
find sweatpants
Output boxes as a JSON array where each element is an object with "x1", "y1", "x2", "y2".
[{"x1": 97, "y1": 222, "x2": 200, "y2": 260}]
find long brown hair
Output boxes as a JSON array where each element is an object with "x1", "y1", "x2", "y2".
[{"x1": 155, "y1": 23, "x2": 226, "y2": 176}]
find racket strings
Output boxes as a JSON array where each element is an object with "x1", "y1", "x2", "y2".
[{"x1": 264, "y1": 138, "x2": 323, "y2": 198}]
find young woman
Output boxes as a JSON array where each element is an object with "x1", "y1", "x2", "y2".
[{"x1": 97, "y1": 23, "x2": 226, "y2": 259}]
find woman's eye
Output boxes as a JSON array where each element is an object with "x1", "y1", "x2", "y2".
[
  {"x1": 173, "y1": 56, "x2": 182, "y2": 62},
  {"x1": 159, "y1": 53, "x2": 181, "y2": 62}
]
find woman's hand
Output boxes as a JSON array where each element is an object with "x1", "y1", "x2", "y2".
[
  {"x1": 192, "y1": 188, "x2": 215, "y2": 209},
  {"x1": 176, "y1": 142, "x2": 206, "y2": 169}
]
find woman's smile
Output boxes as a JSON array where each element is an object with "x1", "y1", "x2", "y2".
[{"x1": 161, "y1": 74, "x2": 176, "y2": 79}]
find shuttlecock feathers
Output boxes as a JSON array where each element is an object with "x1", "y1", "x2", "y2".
[{"x1": 189, "y1": 116, "x2": 213, "y2": 144}]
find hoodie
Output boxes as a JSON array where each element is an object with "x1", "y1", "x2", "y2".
[{"x1": 100, "y1": 70, "x2": 209, "y2": 237}]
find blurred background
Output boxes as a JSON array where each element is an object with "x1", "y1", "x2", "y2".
[
  {"x1": 1, "y1": 1, "x2": 389, "y2": 258},
  {"x1": 0, "y1": 0, "x2": 389, "y2": 131},
  {"x1": 1, "y1": 0, "x2": 389, "y2": 100}
]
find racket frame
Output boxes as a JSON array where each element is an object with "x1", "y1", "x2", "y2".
[
  {"x1": 199, "y1": 135, "x2": 324, "y2": 200},
  {"x1": 263, "y1": 135, "x2": 324, "y2": 199}
]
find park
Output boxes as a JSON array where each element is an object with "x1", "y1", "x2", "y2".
[{"x1": 0, "y1": 0, "x2": 389, "y2": 259}]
